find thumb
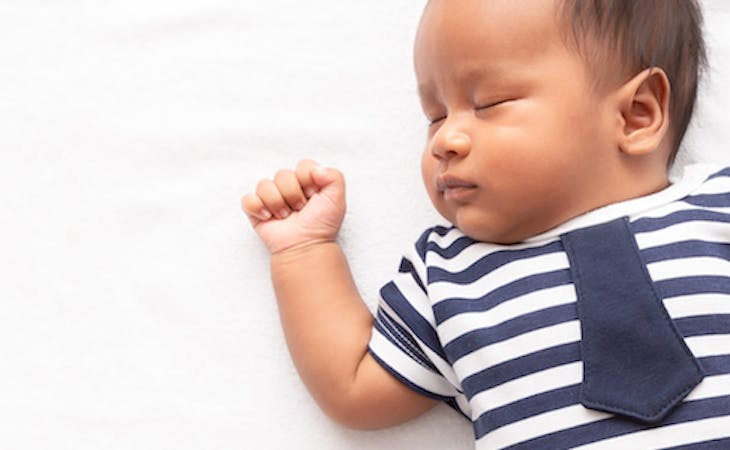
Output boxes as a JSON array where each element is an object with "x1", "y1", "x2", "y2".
[{"x1": 311, "y1": 165, "x2": 346, "y2": 204}]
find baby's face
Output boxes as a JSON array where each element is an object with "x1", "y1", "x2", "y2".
[{"x1": 417, "y1": 0, "x2": 620, "y2": 244}]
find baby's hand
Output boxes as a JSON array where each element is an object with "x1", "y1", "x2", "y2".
[{"x1": 241, "y1": 160, "x2": 346, "y2": 255}]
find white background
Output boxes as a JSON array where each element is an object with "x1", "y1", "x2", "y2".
[{"x1": 1, "y1": 1, "x2": 728, "y2": 449}]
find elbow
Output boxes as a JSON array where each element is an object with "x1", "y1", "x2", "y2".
[
  {"x1": 316, "y1": 386, "x2": 432, "y2": 430},
  {"x1": 320, "y1": 398, "x2": 391, "y2": 431}
]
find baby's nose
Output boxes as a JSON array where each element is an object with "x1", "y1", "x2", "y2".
[{"x1": 431, "y1": 127, "x2": 471, "y2": 160}]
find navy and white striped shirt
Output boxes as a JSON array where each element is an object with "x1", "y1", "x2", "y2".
[{"x1": 368, "y1": 164, "x2": 730, "y2": 449}]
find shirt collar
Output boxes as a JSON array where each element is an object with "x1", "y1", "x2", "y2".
[{"x1": 522, "y1": 162, "x2": 722, "y2": 244}]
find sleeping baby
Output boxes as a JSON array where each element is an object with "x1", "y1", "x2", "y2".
[{"x1": 242, "y1": 0, "x2": 730, "y2": 448}]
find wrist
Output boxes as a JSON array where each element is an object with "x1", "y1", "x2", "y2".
[
  {"x1": 270, "y1": 238, "x2": 340, "y2": 263},
  {"x1": 269, "y1": 239, "x2": 350, "y2": 302}
]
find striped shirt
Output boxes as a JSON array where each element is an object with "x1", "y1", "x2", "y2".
[{"x1": 368, "y1": 163, "x2": 730, "y2": 449}]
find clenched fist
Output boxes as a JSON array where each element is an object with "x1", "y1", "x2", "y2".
[{"x1": 241, "y1": 159, "x2": 346, "y2": 254}]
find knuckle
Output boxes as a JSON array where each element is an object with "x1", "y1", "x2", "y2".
[
  {"x1": 274, "y1": 169, "x2": 293, "y2": 184},
  {"x1": 295, "y1": 168, "x2": 311, "y2": 184},
  {"x1": 284, "y1": 188, "x2": 301, "y2": 200},
  {"x1": 331, "y1": 168, "x2": 345, "y2": 182},
  {"x1": 256, "y1": 179, "x2": 268, "y2": 191},
  {"x1": 297, "y1": 159, "x2": 316, "y2": 172},
  {"x1": 241, "y1": 193, "x2": 258, "y2": 209}
]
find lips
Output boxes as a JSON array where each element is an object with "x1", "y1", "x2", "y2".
[{"x1": 436, "y1": 175, "x2": 478, "y2": 200}]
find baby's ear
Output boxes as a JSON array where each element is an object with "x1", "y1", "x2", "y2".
[{"x1": 615, "y1": 67, "x2": 671, "y2": 157}]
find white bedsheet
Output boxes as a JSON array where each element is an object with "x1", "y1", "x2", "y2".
[{"x1": 0, "y1": 1, "x2": 727, "y2": 449}]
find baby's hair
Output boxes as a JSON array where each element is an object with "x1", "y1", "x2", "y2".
[{"x1": 557, "y1": 0, "x2": 707, "y2": 164}]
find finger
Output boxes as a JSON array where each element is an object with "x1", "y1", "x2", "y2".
[
  {"x1": 273, "y1": 169, "x2": 306, "y2": 211},
  {"x1": 241, "y1": 193, "x2": 272, "y2": 222},
  {"x1": 310, "y1": 166, "x2": 346, "y2": 206},
  {"x1": 311, "y1": 165, "x2": 345, "y2": 190},
  {"x1": 255, "y1": 179, "x2": 291, "y2": 219},
  {"x1": 295, "y1": 159, "x2": 319, "y2": 198}
]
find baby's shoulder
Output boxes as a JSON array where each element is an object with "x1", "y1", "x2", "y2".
[{"x1": 675, "y1": 164, "x2": 730, "y2": 208}]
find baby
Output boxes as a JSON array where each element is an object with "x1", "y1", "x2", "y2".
[{"x1": 243, "y1": 0, "x2": 730, "y2": 448}]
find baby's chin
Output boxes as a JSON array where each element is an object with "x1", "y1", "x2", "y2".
[
  {"x1": 460, "y1": 225, "x2": 526, "y2": 245},
  {"x1": 437, "y1": 209, "x2": 527, "y2": 245}
]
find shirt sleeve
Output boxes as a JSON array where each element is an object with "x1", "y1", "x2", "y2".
[{"x1": 368, "y1": 230, "x2": 467, "y2": 413}]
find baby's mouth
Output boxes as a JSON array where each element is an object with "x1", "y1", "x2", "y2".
[{"x1": 437, "y1": 175, "x2": 478, "y2": 200}]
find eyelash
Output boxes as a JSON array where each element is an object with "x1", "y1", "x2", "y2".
[
  {"x1": 427, "y1": 99, "x2": 511, "y2": 126},
  {"x1": 429, "y1": 115, "x2": 446, "y2": 126}
]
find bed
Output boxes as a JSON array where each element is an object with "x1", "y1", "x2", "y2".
[{"x1": 1, "y1": 1, "x2": 728, "y2": 448}]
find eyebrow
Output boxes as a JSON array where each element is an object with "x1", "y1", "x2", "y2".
[{"x1": 417, "y1": 65, "x2": 502, "y2": 101}]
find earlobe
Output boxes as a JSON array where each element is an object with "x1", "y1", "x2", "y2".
[{"x1": 616, "y1": 68, "x2": 671, "y2": 157}]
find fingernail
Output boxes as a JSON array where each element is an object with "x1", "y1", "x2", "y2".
[
  {"x1": 304, "y1": 187, "x2": 316, "y2": 198},
  {"x1": 294, "y1": 201, "x2": 305, "y2": 211},
  {"x1": 279, "y1": 209, "x2": 290, "y2": 219},
  {"x1": 259, "y1": 209, "x2": 272, "y2": 220}
]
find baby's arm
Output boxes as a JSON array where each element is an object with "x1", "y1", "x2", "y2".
[{"x1": 241, "y1": 160, "x2": 437, "y2": 429}]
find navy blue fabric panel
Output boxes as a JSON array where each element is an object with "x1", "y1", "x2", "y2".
[
  {"x1": 474, "y1": 385, "x2": 580, "y2": 439},
  {"x1": 683, "y1": 192, "x2": 730, "y2": 208},
  {"x1": 655, "y1": 276, "x2": 730, "y2": 299},
  {"x1": 663, "y1": 437, "x2": 730, "y2": 450},
  {"x1": 379, "y1": 282, "x2": 447, "y2": 361},
  {"x1": 631, "y1": 209, "x2": 730, "y2": 234},
  {"x1": 640, "y1": 240, "x2": 730, "y2": 265},
  {"x1": 433, "y1": 269, "x2": 572, "y2": 324},
  {"x1": 366, "y1": 348, "x2": 455, "y2": 403},
  {"x1": 428, "y1": 241, "x2": 562, "y2": 284},
  {"x1": 398, "y1": 257, "x2": 426, "y2": 293},
  {"x1": 562, "y1": 217, "x2": 704, "y2": 423},
  {"x1": 473, "y1": 356, "x2": 730, "y2": 441},
  {"x1": 505, "y1": 396, "x2": 730, "y2": 450},
  {"x1": 444, "y1": 303, "x2": 578, "y2": 362},
  {"x1": 469, "y1": 355, "x2": 730, "y2": 442},
  {"x1": 461, "y1": 343, "x2": 581, "y2": 399}
]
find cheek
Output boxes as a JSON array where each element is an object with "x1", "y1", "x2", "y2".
[
  {"x1": 421, "y1": 150, "x2": 434, "y2": 188},
  {"x1": 421, "y1": 151, "x2": 447, "y2": 210}
]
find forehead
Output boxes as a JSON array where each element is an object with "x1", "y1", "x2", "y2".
[{"x1": 414, "y1": 0, "x2": 561, "y2": 91}]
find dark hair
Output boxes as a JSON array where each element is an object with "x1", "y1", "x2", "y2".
[{"x1": 557, "y1": 0, "x2": 707, "y2": 164}]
